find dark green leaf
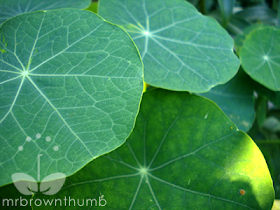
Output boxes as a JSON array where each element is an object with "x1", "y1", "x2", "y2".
[
  {"x1": 256, "y1": 140, "x2": 280, "y2": 199},
  {"x1": 256, "y1": 96, "x2": 267, "y2": 128},
  {"x1": 253, "y1": 81, "x2": 280, "y2": 107},
  {"x1": 217, "y1": 0, "x2": 235, "y2": 26},
  {"x1": 235, "y1": 5, "x2": 277, "y2": 26},
  {"x1": 1, "y1": 89, "x2": 273, "y2": 209},
  {"x1": 199, "y1": 70, "x2": 255, "y2": 131}
]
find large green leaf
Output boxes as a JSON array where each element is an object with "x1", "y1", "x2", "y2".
[
  {"x1": 1, "y1": 89, "x2": 273, "y2": 209},
  {"x1": 99, "y1": 0, "x2": 240, "y2": 92},
  {"x1": 199, "y1": 70, "x2": 255, "y2": 131},
  {"x1": 239, "y1": 26, "x2": 280, "y2": 91},
  {"x1": 0, "y1": 9, "x2": 143, "y2": 187},
  {"x1": 0, "y1": 0, "x2": 91, "y2": 25}
]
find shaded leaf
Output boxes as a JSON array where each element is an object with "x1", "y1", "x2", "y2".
[
  {"x1": 235, "y1": 5, "x2": 277, "y2": 26},
  {"x1": 210, "y1": 10, "x2": 251, "y2": 37},
  {"x1": 199, "y1": 70, "x2": 255, "y2": 131},
  {"x1": 252, "y1": 80, "x2": 280, "y2": 107},
  {"x1": 256, "y1": 95, "x2": 268, "y2": 128},
  {"x1": 217, "y1": 0, "x2": 235, "y2": 26},
  {"x1": 256, "y1": 141, "x2": 280, "y2": 199}
]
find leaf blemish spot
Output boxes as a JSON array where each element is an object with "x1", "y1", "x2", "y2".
[
  {"x1": 18, "y1": 146, "x2": 23, "y2": 151},
  {"x1": 239, "y1": 189, "x2": 246, "y2": 195}
]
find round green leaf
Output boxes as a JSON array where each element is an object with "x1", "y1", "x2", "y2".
[
  {"x1": 24, "y1": 89, "x2": 273, "y2": 209},
  {"x1": 240, "y1": 26, "x2": 280, "y2": 91},
  {"x1": 0, "y1": 9, "x2": 143, "y2": 187},
  {"x1": 99, "y1": 0, "x2": 240, "y2": 92},
  {"x1": 234, "y1": 24, "x2": 270, "y2": 55},
  {"x1": 0, "y1": 0, "x2": 91, "y2": 25}
]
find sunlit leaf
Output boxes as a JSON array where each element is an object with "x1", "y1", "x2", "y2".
[
  {"x1": 0, "y1": 0, "x2": 91, "y2": 25},
  {"x1": 99, "y1": 0, "x2": 240, "y2": 92},
  {"x1": 0, "y1": 9, "x2": 143, "y2": 187},
  {"x1": 1, "y1": 89, "x2": 273, "y2": 209}
]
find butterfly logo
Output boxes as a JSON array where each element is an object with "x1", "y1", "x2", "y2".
[
  {"x1": 12, "y1": 171, "x2": 66, "y2": 195},
  {"x1": 12, "y1": 135, "x2": 66, "y2": 196}
]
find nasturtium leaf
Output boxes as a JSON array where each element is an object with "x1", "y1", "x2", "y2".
[
  {"x1": 99, "y1": 0, "x2": 240, "y2": 92},
  {"x1": 0, "y1": 0, "x2": 91, "y2": 25},
  {"x1": 239, "y1": 26, "x2": 280, "y2": 91},
  {"x1": 6, "y1": 89, "x2": 272, "y2": 209},
  {"x1": 0, "y1": 9, "x2": 143, "y2": 187},
  {"x1": 199, "y1": 70, "x2": 255, "y2": 131},
  {"x1": 234, "y1": 24, "x2": 270, "y2": 55}
]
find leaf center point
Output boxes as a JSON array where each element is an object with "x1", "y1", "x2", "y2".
[
  {"x1": 22, "y1": 70, "x2": 29, "y2": 77},
  {"x1": 263, "y1": 55, "x2": 269, "y2": 61},
  {"x1": 143, "y1": 31, "x2": 150, "y2": 36},
  {"x1": 139, "y1": 167, "x2": 148, "y2": 174}
]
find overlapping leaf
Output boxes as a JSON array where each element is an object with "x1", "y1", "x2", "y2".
[
  {"x1": 239, "y1": 26, "x2": 280, "y2": 91},
  {"x1": 199, "y1": 70, "x2": 255, "y2": 131},
  {"x1": 0, "y1": 0, "x2": 91, "y2": 25},
  {"x1": 99, "y1": 0, "x2": 240, "y2": 92},
  {"x1": 0, "y1": 9, "x2": 143, "y2": 187},
  {"x1": 2, "y1": 89, "x2": 272, "y2": 209}
]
